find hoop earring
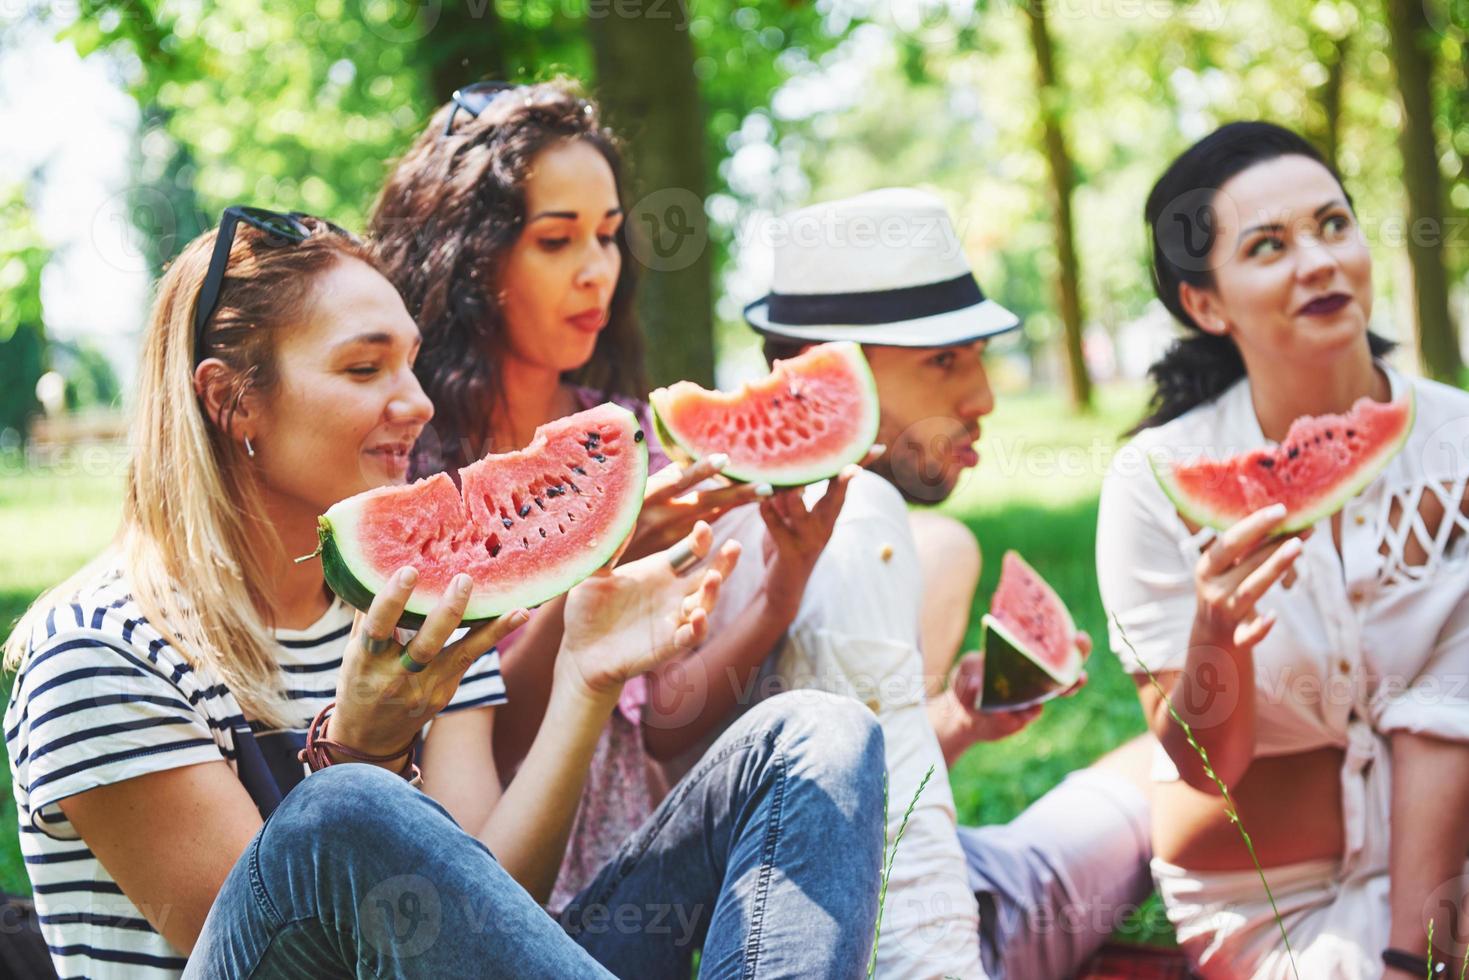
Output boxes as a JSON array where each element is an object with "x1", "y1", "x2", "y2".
[{"x1": 244, "y1": 436, "x2": 256, "y2": 459}]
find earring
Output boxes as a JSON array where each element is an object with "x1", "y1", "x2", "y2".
[{"x1": 244, "y1": 436, "x2": 256, "y2": 459}]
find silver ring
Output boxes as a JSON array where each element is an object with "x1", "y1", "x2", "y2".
[
  {"x1": 363, "y1": 633, "x2": 399, "y2": 655},
  {"x1": 399, "y1": 650, "x2": 429, "y2": 674},
  {"x1": 667, "y1": 541, "x2": 700, "y2": 575}
]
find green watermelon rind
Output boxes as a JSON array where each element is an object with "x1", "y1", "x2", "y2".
[
  {"x1": 977, "y1": 551, "x2": 1081, "y2": 712},
  {"x1": 978, "y1": 613, "x2": 1083, "y2": 712},
  {"x1": 1149, "y1": 393, "x2": 1415, "y2": 534},
  {"x1": 650, "y1": 341, "x2": 881, "y2": 487},
  {"x1": 317, "y1": 408, "x2": 648, "y2": 628}
]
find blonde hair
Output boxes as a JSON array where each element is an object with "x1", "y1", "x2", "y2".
[{"x1": 4, "y1": 218, "x2": 381, "y2": 728}]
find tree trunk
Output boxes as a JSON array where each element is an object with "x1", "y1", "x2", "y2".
[
  {"x1": 587, "y1": 0, "x2": 714, "y2": 389},
  {"x1": 1384, "y1": 0, "x2": 1462, "y2": 383},
  {"x1": 1312, "y1": 35, "x2": 1348, "y2": 170},
  {"x1": 1023, "y1": 0, "x2": 1092, "y2": 411},
  {"x1": 421, "y1": 0, "x2": 509, "y2": 104}
]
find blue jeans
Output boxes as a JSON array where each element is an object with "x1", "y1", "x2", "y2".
[{"x1": 184, "y1": 691, "x2": 885, "y2": 979}]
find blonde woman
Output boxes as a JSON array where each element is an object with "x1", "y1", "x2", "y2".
[{"x1": 3, "y1": 208, "x2": 885, "y2": 979}]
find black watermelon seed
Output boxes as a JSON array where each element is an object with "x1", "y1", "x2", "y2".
[
  {"x1": 538, "y1": 528, "x2": 547, "y2": 538},
  {"x1": 501, "y1": 517, "x2": 514, "y2": 529},
  {"x1": 568, "y1": 481, "x2": 581, "y2": 494},
  {"x1": 592, "y1": 453, "x2": 607, "y2": 463},
  {"x1": 547, "y1": 486, "x2": 563, "y2": 497},
  {"x1": 585, "y1": 431, "x2": 601, "y2": 444},
  {"x1": 534, "y1": 496, "x2": 545, "y2": 509},
  {"x1": 1325, "y1": 430, "x2": 1334, "y2": 439},
  {"x1": 1258, "y1": 458, "x2": 1275, "y2": 469},
  {"x1": 518, "y1": 503, "x2": 532, "y2": 518},
  {"x1": 634, "y1": 429, "x2": 644, "y2": 443},
  {"x1": 572, "y1": 465, "x2": 587, "y2": 476},
  {"x1": 1288, "y1": 447, "x2": 1300, "y2": 460}
]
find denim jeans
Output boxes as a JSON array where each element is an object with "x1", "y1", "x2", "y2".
[{"x1": 184, "y1": 691, "x2": 886, "y2": 979}]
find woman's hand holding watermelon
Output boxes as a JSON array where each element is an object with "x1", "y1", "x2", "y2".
[
  {"x1": 328, "y1": 568, "x2": 531, "y2": 761},
  {"x1": 1192, "y1": 502, "x2": 1305, "y2": 652},
  {"x1": 619, "y1": 455, "x2": 766, "y2": 563},
  {"x1": 557, "y1": 521, "x2": 743, "y2": 704}
]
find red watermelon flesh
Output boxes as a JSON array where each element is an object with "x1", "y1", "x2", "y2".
[
  {"x1": 1152, "y1": 395, "x2": 1413, "y2": 533},
  {"x1": 649, "y1": 341, "x2": 879, "y2": 486},
  {"x1": 318, "y1": 403, "x2": 647, "y2": 625},
  {"x1": 987, "y1": 552, "x2": 1078, "y2": 680}
]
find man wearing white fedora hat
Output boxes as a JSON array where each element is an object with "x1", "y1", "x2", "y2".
[{"x1": 700, "y1": 188, "x2": 1154, "y2": 978}]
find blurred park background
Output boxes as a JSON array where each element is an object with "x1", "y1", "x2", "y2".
[{"x1": 3, "y1": 0, "x2": 1469, "y2": 943}]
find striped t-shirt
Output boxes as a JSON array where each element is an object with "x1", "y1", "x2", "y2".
[{"x1": 3, "y1": 567, "x2": 508, "y2": 979}]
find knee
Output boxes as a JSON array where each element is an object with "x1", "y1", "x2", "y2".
[
  {"x1": 750, "y1": 692, "x2": 886, "y2": 803},
  {"x1": 270, "y1": 765, "x2": 429, "y2": 848}
]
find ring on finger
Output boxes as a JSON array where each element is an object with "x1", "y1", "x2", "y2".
[
  {"x1": 399, "y1": 650, "x2": 429, "y2": 674},
  {"x1": 667, "y1": 541, "x2": 700, "y2": 575},
  {"x1": 363, "y1": 633, "x2": 400, "y2": 655}
]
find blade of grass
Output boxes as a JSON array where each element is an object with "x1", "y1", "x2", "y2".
[
  {"x1": 1114, "y1": 617, "x2": 1300, "y2": 980},
  {"x1": 868, "y1": 764, "x2": 936, "y2": 978}
]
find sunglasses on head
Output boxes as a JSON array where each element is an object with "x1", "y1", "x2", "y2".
[
  {"x1": 443, "y1": 81, "x2": 520, "y2": 136},
  {"x1": 192, "y1": 206, "x2": 351, "y2": 367}
]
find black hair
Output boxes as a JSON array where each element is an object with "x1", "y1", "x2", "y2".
[{"x1": 1133, "y1": 121, "x2": 1394, "y2": 432}]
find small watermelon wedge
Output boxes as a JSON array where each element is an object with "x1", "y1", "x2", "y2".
[
  {"x1": 649, "y1": 341, "x2": 879, "y2": 486},
  {"x1": 318, "y1": 403, "x2": 647, "y2": 627},
  {"x1": 979, "y1": 552, "x2": 1083, "y2": 712},
  {"x1": 1150, "y1": 394, "x2": 1414, "y2": 534}
]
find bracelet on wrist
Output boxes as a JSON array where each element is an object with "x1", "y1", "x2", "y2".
[
  {"x1": 1382, "y1": 947, "x2": 1445, "y2": 976},
  {"x1": 298, "y1": 701, "x2": 422, "y2": 786}
]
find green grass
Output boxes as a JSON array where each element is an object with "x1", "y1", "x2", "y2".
[
  {"x1": 938, "y1": 383, "x2": 1175, "y2": 945},
  {"x1": 0, "y1": 454, "x2": 124, "y2": 895},
  {"x1": 0, "y1": 391, "x2": 1178, "y2": 948}
]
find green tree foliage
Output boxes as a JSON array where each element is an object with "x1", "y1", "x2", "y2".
[
  {"x1": 56, "y1": 0, "x2": 848, "y2": 388},
  {"x1": 0, "y1": 189, "x2": 50, "y2": 444},
  {"x1": 757, "y1": 0, "x2": 1465, "y2": 395}
]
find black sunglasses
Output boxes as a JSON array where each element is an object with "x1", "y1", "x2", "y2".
[
  {"x1": 442, "y1": 81, "x2": 520, "y2": 135},
  {"x1": 192, "y1": 206, "x2": 349, "y2": 367}
]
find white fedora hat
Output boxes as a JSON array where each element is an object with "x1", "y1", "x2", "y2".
[{"x1": 744, "y1": 187, "x2": 1019, "y2": 347}]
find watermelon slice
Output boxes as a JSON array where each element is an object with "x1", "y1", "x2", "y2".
[
  {"x1": 978, "y1": 552, "x2": 1082, "y2": 711},
  {"x1": 1151, "y1": 394, "x2": 1414, "y2": 534},
  {"x1": 649, "y1": 341, "x2": 879, "y2": 486},
  {"x1": 317, "y1": 403, "x2": 647, "y2": 627}
]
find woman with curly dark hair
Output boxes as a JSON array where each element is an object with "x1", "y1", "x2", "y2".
[{"x1": 369, "y1": 79, "x2": 867, "y2": 969}]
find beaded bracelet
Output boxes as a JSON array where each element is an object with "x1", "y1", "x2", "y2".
[{"x1": 298, "y1": 701, "x2": 422, "y2": 786}]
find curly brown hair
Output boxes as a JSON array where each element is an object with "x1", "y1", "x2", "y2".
[{"x1": 367, "y1": 78, "x2": 646, "y2": 473}]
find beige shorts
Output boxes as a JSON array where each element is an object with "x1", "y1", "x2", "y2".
[{"x1": 1151, "y1": 721, "x2": 1449, "y2": 979}]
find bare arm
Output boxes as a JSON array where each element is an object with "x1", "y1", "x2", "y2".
[
  {"x1": 58, "y1": 762, "x2": 263, "y2": 954},
  {"x1": 1386, "y1": 731, "x2": 1469, "y2": 973},
  {"x1": 642, "y1": 588, "x2": 795, "y2": 761},
  {"x1": 1134, "y1": 504, "x2": 1302, "y2": 791},
  {"x1": 490, "y1": 596, "x2": 565, "y2": 781},
  {"x1": 641, "y1": 473, "x2": 855, "y2": 762},
  {"x1": 422, "y1": 694, "x2": 610, "y2": 903},
  {"x1": 424, "y1": 526, "x2": 739, "y2": 903}
]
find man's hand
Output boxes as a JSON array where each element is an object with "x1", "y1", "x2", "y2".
[{"x1": 928, "y1": 632, "x2": 1091, "y2": 766}]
